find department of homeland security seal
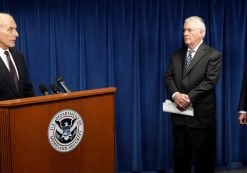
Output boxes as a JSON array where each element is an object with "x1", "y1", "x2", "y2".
[{"x1": 48, "y1": 109, "x2": 84, "y2": 153}]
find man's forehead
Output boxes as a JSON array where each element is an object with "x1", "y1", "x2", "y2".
[
  {"x1": 0, "y1": 16, "x2": 16, "y2": 28},
  {"x1": 184, "y1": 21, "x2": 196, "y2": 28},
  {"x1": 0, "y1": 14, "x2": 15, "y2": 24}
]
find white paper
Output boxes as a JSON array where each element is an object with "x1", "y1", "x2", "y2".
[{"x1": 163, "y1": 99, "x2": 194, "y2": 116}]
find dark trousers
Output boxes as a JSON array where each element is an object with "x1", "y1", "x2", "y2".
[{"x1": 172, "y1": 125, "x2": 216, "y2": 173}]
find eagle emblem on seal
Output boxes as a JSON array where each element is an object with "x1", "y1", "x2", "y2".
[{"x1": 55, "y1": 118, "x2": 77, "y2": 143}]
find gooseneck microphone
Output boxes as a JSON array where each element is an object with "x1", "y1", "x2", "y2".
[
  {"x1": 50, "y1": 83, "x2": 61, "y2": 94},
  {"x1": 56, "y1": 76, "x2": 71, "y2": 93},
  {"x1": 39, "y1": 84, "x2": 49, "y2": 96}
]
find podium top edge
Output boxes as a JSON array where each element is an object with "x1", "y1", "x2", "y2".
[{"x1": 0, "y1": 87, "x2": 116, "y2": 107}]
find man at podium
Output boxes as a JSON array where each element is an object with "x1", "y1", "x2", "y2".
[{"x1": 0, "y1": 13, "x2": 34, "y2": 100}]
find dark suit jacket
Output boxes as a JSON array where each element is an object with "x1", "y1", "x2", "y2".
[
  {"x1": 239, "y1": 65, "x2": 247, "y2": 111},
  {"x1": 0, "y1": 48, "x2": 34, "y2": 100},
  {"x1": 165, "y1": 43, "x2": 222, "y2": 128}
]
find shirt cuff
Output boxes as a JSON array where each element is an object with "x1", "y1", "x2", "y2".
[{"x1": 172, "y1": 92, "x2": 179, "y2": 100}]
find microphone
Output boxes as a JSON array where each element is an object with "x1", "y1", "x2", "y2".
[
  {"x1": 50, "y1": 83, "x2": 61, "y2": 94},
  {"x1": 56, "y1": 76, "x2": 71, "y2": 93},
  {"x1": 39, "y1": 84, "x2": 49, "y2": 96}
]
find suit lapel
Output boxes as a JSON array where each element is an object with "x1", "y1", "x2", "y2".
[
  {"x1": 183, "y1": 43, "x2": 207, "y2": 77},
  {"x1": 10, "y1": 49, "x2": 22, "y2": 79},
  {"x1": 0, "y1": 51, "x2": 18, "y2": 94}
]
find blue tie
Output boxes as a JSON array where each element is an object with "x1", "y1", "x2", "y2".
[{"x1": 185, "y1": 49, "x2": 193, "y2": 71}]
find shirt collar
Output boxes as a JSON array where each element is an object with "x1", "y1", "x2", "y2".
[
  {"x1": 188, "y1": 40, "x2": 203, "y2": 52},
  {"x1": 0, "y1": 48, "x2": 10, "y2": 57}
]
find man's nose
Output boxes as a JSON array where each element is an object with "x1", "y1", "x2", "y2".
[
  {"x1": 184, "y1": 30, "x2": 189, "y2": 35},
  {"x1": 14, "y1": 30, "x2": 19, "y2": 37}
]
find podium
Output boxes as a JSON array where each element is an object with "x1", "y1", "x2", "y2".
[{"x1": 0, "y1": 87, "x2": 116, "y2": 173}]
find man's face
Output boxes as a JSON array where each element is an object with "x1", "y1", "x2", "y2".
[
  {"x1": 0, "y1": 15, "x2": 19, "y2": 49},
  {"x1": 183, "y1": 21, "x2": 203, "y2": 49}
]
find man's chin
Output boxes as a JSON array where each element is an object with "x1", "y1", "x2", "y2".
[
  {"x1": 184, "y1": 41, "x2": 190, "y2": 45},
  {"x1": 9, "y1": 43, "x2": 15, "y2": 48}
]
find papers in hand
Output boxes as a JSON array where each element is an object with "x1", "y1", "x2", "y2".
[{"x1": 163, "y1": 99, "x2": 194, "y2": 116}]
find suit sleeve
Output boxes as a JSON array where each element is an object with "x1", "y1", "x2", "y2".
[
  {"x1": 22, "y1": 58, "x2": 35, "y2": 97},
  {"x1": 188, "y1": 52, "x2": 222, "y2": 103},
  {"x1": 14, "y1": 49, "x2": 35, "y2": 98},
  {"x1": 165, "y1": 54, "x2": 179, "y2": 98}
]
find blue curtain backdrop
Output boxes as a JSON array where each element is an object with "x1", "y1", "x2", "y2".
[{"x1": 0, "y1": 0, "x2": 246, "y2": 172}]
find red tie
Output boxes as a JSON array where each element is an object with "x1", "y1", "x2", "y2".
[{"x1": 4, "y1": 51, "x2": 18, "y2": 90}]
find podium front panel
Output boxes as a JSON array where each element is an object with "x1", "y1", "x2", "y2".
[{"x1": 0, "y1": 88, "x2": 116, "y2": 173}]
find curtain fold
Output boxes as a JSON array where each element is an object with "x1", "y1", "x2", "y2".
[{"x1": 0, "y1": 0, "x2": 246, "y2": 172}]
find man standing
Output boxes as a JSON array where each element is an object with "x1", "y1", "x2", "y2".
[
  {"x1": 0, "y1": 13, "x2": 34, "y2": 100},
  {"x1": 165, "y1": 16, "x2": 222, "y2": 173}
]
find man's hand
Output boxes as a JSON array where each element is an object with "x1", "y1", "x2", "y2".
[
  {"x1": 239, "y1": 113, "x2": 247, "y2": 125},
  {"x1": 173, "y1": 92, "x2": 191, "y2": 111}
]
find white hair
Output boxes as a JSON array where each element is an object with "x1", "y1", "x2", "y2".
[
  {"x1": 184, "y1": 16, "x2": 206, "y2": 38},
  {"x1": 0, "y1": 13, "x2": 13, "y2": 27}
]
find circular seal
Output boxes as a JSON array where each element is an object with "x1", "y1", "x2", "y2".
[{"x1": 48, "y1": 109, "x2": 84, "y2": 153}]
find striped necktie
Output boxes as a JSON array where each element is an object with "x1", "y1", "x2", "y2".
[{"x1": 185, "y1": 49, "x2": 193, "y2": 71}]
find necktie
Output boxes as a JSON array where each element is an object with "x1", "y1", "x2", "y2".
[
  {"x1": 4, "y1": 51, "x2": 18, "y2": 90},
  {"x1": 185, "y1": 49, "x2": 193, "y2": 71}
]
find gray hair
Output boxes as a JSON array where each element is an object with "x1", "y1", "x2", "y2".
[
  {"x1": 184, "y1": 16, "x2": 206, "y2": 38},
  {"x1": 0, "y1": 13, "x2": 13, "y2": 27}
]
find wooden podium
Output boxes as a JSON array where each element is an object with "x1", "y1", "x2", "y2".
[{"x1": 0, "y1": 87, "x2": 116, "y2": 173}]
